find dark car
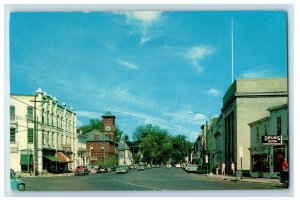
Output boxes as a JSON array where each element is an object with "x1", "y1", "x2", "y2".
[{"x1": 75, "y1": 165, "x2": 89, "y2": 176}]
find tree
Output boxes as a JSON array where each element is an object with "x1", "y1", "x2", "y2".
[
  {"x1": 134, "y1": 124, "x2": 172, "y2": 164},
  {"x1": 170, "y1": 135, "x2": 193, "y2": 164}
]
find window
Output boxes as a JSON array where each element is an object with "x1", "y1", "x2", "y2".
[
  {"x1": 10, "y1": 128, "x2": 16, "y2": 143},
  {"x1": 277, "y1": 117, "x2": 282, "y2": 136},
  {"x1": 264, "y1": 124, "x2": 268, "y2": 135},
  {"x1": 42, "y1": 130, "x2": 45, "y2": 145},
  {"x1": 42, "y1": 109, "x2": 44, "y2": 123},
  {"x1": 27, "y1": 106, "x2": 33, "y2": 121},
  {"x1": 10, "y1": 106, "x2": 15, "y2": 120},
  {"x1": 52, "y1": 132, "x2": 54, "y2": 147},
  {"x1": 27, "y1": 128, "x2": 33, "y2": 143},
  {"x1": 90, "y1": 146, "x2": 94, "y2": 151},
  {"x1": 256, "y1": 127, "x2": 260, "y2": 143}
]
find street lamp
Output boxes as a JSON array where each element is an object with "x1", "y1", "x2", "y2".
[{"x1": 188, "y1": 111, "x2": 212, "y2": 173}]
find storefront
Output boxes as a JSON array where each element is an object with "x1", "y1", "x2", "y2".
[{"x1": 249, "y1": 144, "x2": 287, "y2": 178}]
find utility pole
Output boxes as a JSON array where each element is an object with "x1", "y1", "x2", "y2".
[{"x1": 30, "y1": 96, "x2": 47, "y2": 176}]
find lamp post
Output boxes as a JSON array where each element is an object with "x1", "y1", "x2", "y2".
[{"x1": 188, "y1": 111, "x2": 212, "y2": 173}]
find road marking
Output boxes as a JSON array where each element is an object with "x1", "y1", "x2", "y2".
[{"x1": 115, "y1": 179, "x2": 168, "y2": 191}]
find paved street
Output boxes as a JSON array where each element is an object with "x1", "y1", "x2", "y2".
[{"x1": 20, "y1": 167, "x2": 284, "y2": 191}]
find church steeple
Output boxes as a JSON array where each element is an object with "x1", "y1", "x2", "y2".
[{"x1": 101, "y1": 111, "x2": 116, "y2": 139}]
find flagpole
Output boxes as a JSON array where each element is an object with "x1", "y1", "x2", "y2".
[{"x1": 231, "y1": 18, "x2": 234, "y2": 84}]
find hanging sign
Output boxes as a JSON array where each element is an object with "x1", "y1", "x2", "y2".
[{"x1": 262, "y1": 135, "x2": 282, "y2": 144}]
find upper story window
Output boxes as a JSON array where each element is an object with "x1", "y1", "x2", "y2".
[
  {"x1": 42, "y1": 130, "x2": 45, "y2": 145},
  {"x1": 264, "y1": 124, "x2": 268, "y2": 135},
  {"x1": 27, "y1": 106, "x2": 33, "y2": 121},
  {"x1": 42, "y1": 109, "x2": 45, "y2": 123},
  {"x1": 10, "y1": 128, "x2": 16, "y2": 143},
  {"x1": 27, "y1": 128, "x2": 33, "y2": 143},
  {"x1": 10, "y1": 105, "x2": 15, "y2": 121},
  {"x1": 277, "y1": 117, "x2": 282, "y2": 136},
  {"x1": 256, "y1": 127, "x2": 260, "y2": 143}
]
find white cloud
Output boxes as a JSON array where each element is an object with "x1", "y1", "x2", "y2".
[
  {"x1": 242, "y1": 69, "x2": 272, "y2": 78},
  {"x1": 206, "y1": 88, "x2": 220, "y2": 96},
  {"x1": 125, "y1": 11, "x2": 162, "y2": 24},
  {"x1": 76, "y1": 111, "x2": 100, "y2": 119},
  {"x1": 186, "y1": 46, "x2": 215, "y2": 74},
  {"x1": 118, "y1": 60, "x2": 139, "y2": 70},
  {"x1": 121, "y1": 11, "x2": 163, "y2": 45}
]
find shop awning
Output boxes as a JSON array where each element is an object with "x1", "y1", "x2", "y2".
[
  {"x1": 43, "y1": 155, "x2": 63, "y2": 163},
  {"x1": 20, "y1": 154, "x2": 33, "y2": 165},
  {"x1": 56, "y1": 152, "x2": 73, "y2": 163}
]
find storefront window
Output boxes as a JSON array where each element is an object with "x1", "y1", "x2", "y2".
[
  {"x1": 273, "y1": 145, "x2": 285, "y2": 172},
  {"x1": 251, "y1": 154, "x2": 270, "y2": 172}
]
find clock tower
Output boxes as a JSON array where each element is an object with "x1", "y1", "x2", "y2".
[{"x1": 101, "y1": 111, "x2": 116, "y2": 139}]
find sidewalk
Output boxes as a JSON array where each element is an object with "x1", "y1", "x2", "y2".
[
  {"x1": 203, "y1": 173, "x2": 280, "y2": 184},
  {"x1": 20, "y1": 170, "x2": 98, "y2": 178}
]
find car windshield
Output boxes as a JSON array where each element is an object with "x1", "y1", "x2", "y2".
[{"x1": 10, "y1": 169, "x2": 16, "y2": 179}]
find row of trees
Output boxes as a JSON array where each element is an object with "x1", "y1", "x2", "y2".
[{"x1": 79, "y1": 119, "x2": 194, "y2": 165}]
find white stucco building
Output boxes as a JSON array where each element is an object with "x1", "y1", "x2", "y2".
[
  {"x1": 10, "y1": 88, "x2": 77, "y2": 175},
  {"x1": 118, "y1": 140, "x2": 132, "y2": 166}
]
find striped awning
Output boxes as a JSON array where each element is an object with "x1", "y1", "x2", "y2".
[
  {"x1": 56, "y1": 152, "x2": 73, "y2": 163},
  {"x1": 43, "y1": 155, "x2": 63, "y2": 163}
]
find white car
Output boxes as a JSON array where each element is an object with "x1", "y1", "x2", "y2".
[
  {"x1": 175, "y1": 164, "x2": 181, "y2": 168},
  {"x1": 186, "y1": 164, "x2": 198, "y2": 172}
]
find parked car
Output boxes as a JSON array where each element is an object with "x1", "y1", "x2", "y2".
[
  {"x1": 166, "y1": 164, "x2": 172, "y2": 168},
  {"x1": 10, "y1": 169, "x2": 25, "y2": 191},
  {"x1": 115, "y1": 165, "x2": 129, "y2": 174},
  {"x1": 75, "y1": 165, "x2": 90, "y2": 176},
  {"x1": 175, "y1": 163, "x2": 181, "y2": 168},
  {"x1": 97, "y1": 166, "x2": 107, "y2": 173},
  {"x1": 186, "y1": 164, "x2": 198, "y2": 173},
  {"x1": 137, "y1": 164, "x2": 145, "y2": 171}
]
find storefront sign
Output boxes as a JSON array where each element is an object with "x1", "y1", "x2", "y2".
[{"x1": 262, "y1": 135, "x2": 282, "y2": 144}]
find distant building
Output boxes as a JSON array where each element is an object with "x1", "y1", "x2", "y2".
[
  {"x1": 10, "y1": 88, "x2": 77, "y2": 175},
  {"x1": 85, "y1": 112, "x2": 117, "y2": 166},
  {"x1": 249, "y1": 104, "x2": 288, "y2": 178},
  {"x1": 118, "y1": 140, "x2": 132, "y2": 166},
  {"x1": 76, "y1": 129, "x2": 88, "y2": 166},
  {"x1": 220, "y1": 78, "x2": 287, "y2": 175}
]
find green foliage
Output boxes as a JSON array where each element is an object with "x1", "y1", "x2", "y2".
[
  {"x1": 80, "y1": 118, "x2": 103, "y2": 134},
  {"x1": 132, "y1": 124, "x2": 193, "y2": 165}
]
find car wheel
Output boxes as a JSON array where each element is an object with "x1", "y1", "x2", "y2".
[{"x1": 17, "y1": 183, "x2": 25, "y2": 191}]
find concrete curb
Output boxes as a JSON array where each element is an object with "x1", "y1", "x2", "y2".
[{"x1": 203, "y1": 174, "x2": 280, "y2": 184}]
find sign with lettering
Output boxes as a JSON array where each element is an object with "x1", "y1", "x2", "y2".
[{"x1": 262, "y1": 135, "x2": 282, "y2": 144}]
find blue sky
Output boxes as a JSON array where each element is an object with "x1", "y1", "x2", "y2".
[{"x1": 10, "y1": 11, "x2": 287, "y2": 141}]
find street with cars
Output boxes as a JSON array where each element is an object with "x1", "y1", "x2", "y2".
[{"x1": 15, "y1": 165, "x2": 284, "y2": 191}]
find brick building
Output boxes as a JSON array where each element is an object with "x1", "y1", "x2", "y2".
[{"x1": 85, "y1": 112, "x2": 117, "y2": 165}]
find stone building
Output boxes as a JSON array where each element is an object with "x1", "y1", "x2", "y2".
[
  {"x1": 220, "y1": 78, "x2": 287, "y2": 175},
  {"x1": 10, "y1": 88, "x2": 77, "y2": 175}
]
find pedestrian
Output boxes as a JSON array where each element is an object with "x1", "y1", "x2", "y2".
[
  {"x1": 215, "y1": 163, "x2": 219, "y2": 175},
  {"x1": 231, "y1": 162, "x2": 236, "y2": 176},
  {"x1": 282, "y1": 158, "x2": 288, "y2": 171},
  {"x1": 221, "y1": 162, "x2": 226, "y2": 175}
]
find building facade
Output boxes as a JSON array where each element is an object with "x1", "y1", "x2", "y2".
[
  {"x1": 85, "y1": 112, "x2": 117, "y2": 166},
  {"x1": 249, "y1": 104, "x2": 288, "y2": 178},
  {"x1": 10, "y1": 88, "x2": 77, "y2": 175},
  {"x1": 220, "y1": 78, "x2": 287, "y2": 175},
  {"x1": 118, "y1": 140, "x2": 133, "y2": 166},
  {"x1": 76, "y1": 129, "x2": 88, "y2": 166}
]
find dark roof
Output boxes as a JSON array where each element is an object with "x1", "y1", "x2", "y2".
[
  {"x1": 85, "y1": 129, "x2": 114, "y2": 142},
  {"x1": 118, "y1": 141, "x2": 130, "y2": 151},
  {"x1": 101, "y1": 111, "x2": 116, "y2": 118}
]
